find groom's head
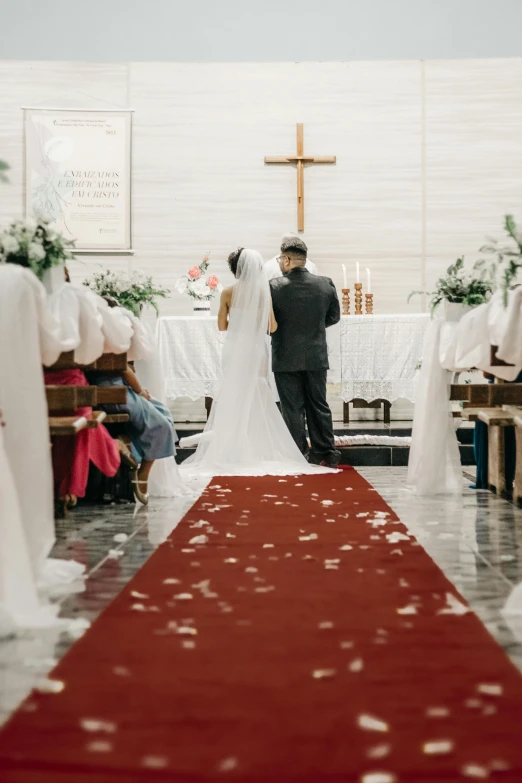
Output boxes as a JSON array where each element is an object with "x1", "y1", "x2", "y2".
[{"x1": 279, "y1": 236, "x2": 307, "y2": 273}]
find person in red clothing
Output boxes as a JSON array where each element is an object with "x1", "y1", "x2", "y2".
[{"x1": 44, "y1": 368, "x2": 123, "y2": 509}]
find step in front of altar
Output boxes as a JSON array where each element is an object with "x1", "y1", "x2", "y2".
[{"x1": 175, "y1": 423, "x2": 474, "y2": 467}]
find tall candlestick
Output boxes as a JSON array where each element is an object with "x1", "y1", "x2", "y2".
[
  {"x1": 366, "y1": 267, "x2": 371, "y2": 294},
  {"x1": 342, "y1": 288, "x2": 350, "y2": 315},
  {"x1": 354, "y1": 282, "x2": 363, "y2": 315},
  {"x1": 342, "y1": 264, "x2": 347, "y2": 290},
  {"x1": 356, "y1": 262, "x2": 360, "y2": 283}
]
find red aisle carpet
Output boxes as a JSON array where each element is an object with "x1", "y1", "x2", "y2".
[{"x1": 2, "y1": 470, "x2": 522, "y2": 782}]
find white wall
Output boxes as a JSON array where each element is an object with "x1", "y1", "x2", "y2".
[
  {"x1": 1, "y1": 57, "x2": 522, "y2": 418},
  {"x1": 1, "y1": 0, "x2": 522, "y2": 62},
  {"x1": 1, "y1": 58, "x2": 522, "y2": 316}
]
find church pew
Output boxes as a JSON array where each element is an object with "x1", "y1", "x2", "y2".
[
  {"x1": 45, "y1": 352, "x2": 129, "y2": 424},
  {"x1": 44, "y1": 351, "x2": 128, "y2": 373},
  {"x1": 45, "y1": 385, "x2": 127, "y2": 412},
  {"x1": 452, "y1": 385, "x2": 522, "y2": 499},
  {"x1": 48, "y1": 416, "x2": 89, "y2": 436},
  {"x1": 40, "y1": 353, "x2": 137, "y2": 515},
  {"x1": 513, "y1": 413, "x2": 522, "y2": 507},
  {"x1": 475, "y1": 409, "x2": 516, "y2": 497},
  {"x1": 48, "y1": 410, "x2": 108, "y2": 436},
  {"x1": 450, "y1": 383, "x2": 522, "y2": 406},
  {"x1": 501, "y1": 407, "x2": 522, "y2": 506}
]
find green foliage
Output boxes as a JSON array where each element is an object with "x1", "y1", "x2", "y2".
[
  {"x1": 476, "y1": 214, "x2": 522, "y2": 306},
  {"x1": 84, "y1": 269, "x2": 170, "y2": 317},
  {"x1": 408, "y1": 256, "x2": 493, "y2": 315}
]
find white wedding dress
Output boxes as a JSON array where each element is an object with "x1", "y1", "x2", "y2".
[{"x1": 180, "y1": 249, "x2": 335, "y2": 477}]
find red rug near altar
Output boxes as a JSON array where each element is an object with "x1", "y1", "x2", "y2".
[{"x1": 2, "y1": 469, "x2": 522, "y2": 782}]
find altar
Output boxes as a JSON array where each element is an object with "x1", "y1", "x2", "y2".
[{"x1": 157, "y1": 313, "x2": 429, "y2": 418}]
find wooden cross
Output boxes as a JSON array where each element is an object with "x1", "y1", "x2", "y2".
[{"x1": 264, "y1": 123, "x2": 336, "y2": 232}]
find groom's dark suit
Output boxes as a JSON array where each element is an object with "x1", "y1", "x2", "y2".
[{"x1": 270, "y1": 267, "x2": 341, "y2": 465}]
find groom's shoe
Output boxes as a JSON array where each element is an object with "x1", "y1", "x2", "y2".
[{"x1": 308, "y1": 449, "x2": 342, "y2": 468}]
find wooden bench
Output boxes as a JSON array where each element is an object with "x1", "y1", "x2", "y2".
[
  {"x1": 48, "y1": 411, "x2": 107, "y2": 436},
  {"x1": 450, "y1": 383, "x2": 522, "y2": 406},
  {"x1": 48, "y1": 415, "x2": 89, "y2": 436},
  {"x1": 45, "y1": 385, "x2": 127, "y2": 412},
  {"x1": 44, "y1": 353, "x2": 129, "y2": 426},
  {"x1": 476, "y1": 409, "x2": 516, "y2": 497},
  {"x1": 44, "y1": 351, "x2": 128, "y2": 373},
  {"x1": 501, "y1": 406, "x2": 522, "y2": 506},
  {"x1": 451, "y1": 384, "x2": 522, "y2": 499},
  {"x1": 43, "y1": 353, "x2": 134, "y2": 512}
]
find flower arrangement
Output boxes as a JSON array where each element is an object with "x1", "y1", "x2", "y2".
[
  {"x1": 175, "y1": 254, "x2": 222, "y2": 302},
  {"x1": 84, "y1": 269, "x2": 170, "y2": 317},
  {"x1": 475, "y1": 215, "x2": 522, "y2": 305},
  {"x1": 0, "y1": 216, "x2": 75, "y2": 279},
  {"x1": 408, "y1": 257, "x2": 493, "y2": 315}
]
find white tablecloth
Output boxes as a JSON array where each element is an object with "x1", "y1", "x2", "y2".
[
  {"x1": 341, "y1": 314, "x2": 429, "y2": 403},
  {"x1": 158, "y1": 314, "x2": 429, "y2": 404},
  {"x1": 158, "y1": 316, "x2": 223, "y2": 401}
]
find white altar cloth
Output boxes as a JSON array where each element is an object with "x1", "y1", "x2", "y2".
[
  {"x1": 340, "y1": 314, "x2": 429, "y2": 403},
  {"x1": 157, "y1": 314, "x2": 429, "y2": 404}
]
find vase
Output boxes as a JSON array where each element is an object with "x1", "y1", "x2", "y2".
[
  {"x1": 42, "y1": 261, "x2": 66, "y2": 294},
  {"x1": 193, "y1": 301, "x2": 211, "y2": 316},
  {"x1": 441, "y1": 301, "x2": 473, "y2": 322}
]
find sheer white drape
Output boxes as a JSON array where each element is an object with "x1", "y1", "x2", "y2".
[
  {"x1": 0, "y1": 266, "x2": 83, "y2": 630},
  {"x1": 407, "y1": 315, "x2": 462, "y2": 496},
  {"x1": 180, "y1": 249, "x2": 333, "y2": 477},
  {"x1": 408, "y1": 295, "x2": 522, "y2": 497}
]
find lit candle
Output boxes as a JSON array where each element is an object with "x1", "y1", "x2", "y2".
[
  {"x1": 342, "y1": 264, "x2": 347, "y2": 289},
  {"x1": 356, "y1": 262, "x2": 360, "y2": 283},
  {"x1": 366, "y1": 268, "x2": 371, "y2": 294}
]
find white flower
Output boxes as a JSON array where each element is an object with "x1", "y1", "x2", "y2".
[
  {"x1": 192, "y1": 278, "x2": 208, "y2": 296},
  {"x1": 113, "y1": 280, "x2": 125, "y2": 294},
  {"x1": 28, "y1": 242, "x2": 46, "y2": 262},
  {"x1": 175, "y1": 278, "x2": 188, "y2": 294},
  {"x1": 2, "y1": 235, "x2": 20, "y2": 255}
]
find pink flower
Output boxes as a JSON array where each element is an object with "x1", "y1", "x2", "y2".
[
  {"x1": 207, "y1": 275, "x2": 219, "y2": 290},
  {"x1": 188, "y1": 266, "x2": 201, "y2": 280}
]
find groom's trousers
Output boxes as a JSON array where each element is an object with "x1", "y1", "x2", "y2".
[{"x1": 274, "y1": 370, "x2": 337, "y2": 459}]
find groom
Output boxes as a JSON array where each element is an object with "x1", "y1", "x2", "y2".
[{"x1": 270, "y1": 237, "x2": 341, "y2": 468}]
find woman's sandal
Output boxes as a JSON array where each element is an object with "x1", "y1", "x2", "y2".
[
  {"x1": 117, "y1": 438, "x2": 138, "y2": 469},
  {"x1": 131, "y1": 473, "x2": 149, "y2": 505},
  {"x1": 55, "y1": 494, "x2": 77, "y2": 518}
]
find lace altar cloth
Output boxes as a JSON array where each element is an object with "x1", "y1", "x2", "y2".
[
  {"x1": 158, "y1": 314, "x2": 429, "y2": 403},
  {"x1": 157, "y1": 316, "x2": 342, "y2": 401},
  {"x1": 341, "y1": 314, "x2": 429, "y2": 403}
]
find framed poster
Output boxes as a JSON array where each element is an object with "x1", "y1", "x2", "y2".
[{"x1": 24, "y1": 108, "x2": 132, "y2": 253}]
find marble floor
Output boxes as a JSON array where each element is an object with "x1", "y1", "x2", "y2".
[{"x1": 1, "y1": 468, "x2": 522, "y2": 728}]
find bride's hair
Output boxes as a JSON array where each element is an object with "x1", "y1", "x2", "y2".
[{"x1": 227, "y1": 247, "x2": 244, "y2": 277}]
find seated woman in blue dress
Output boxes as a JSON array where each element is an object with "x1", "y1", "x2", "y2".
[
  {"x1": 92, "y1": 361, "x2": 177, "y2": 505},
  {"x1": 91, "y1": 299, "x2": 177, "y2": 504}
]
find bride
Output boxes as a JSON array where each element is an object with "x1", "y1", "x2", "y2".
[{"x1": 179, "y1": 248, "x2": 335, "y2": 477}]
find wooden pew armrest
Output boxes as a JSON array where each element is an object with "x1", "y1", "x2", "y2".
[
  {"x1": 478, "y1": 409, "x2": 515, "y2": 426},
  {"x1": 48, "y1": 416, "x2": 88, "y2": 436}
]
